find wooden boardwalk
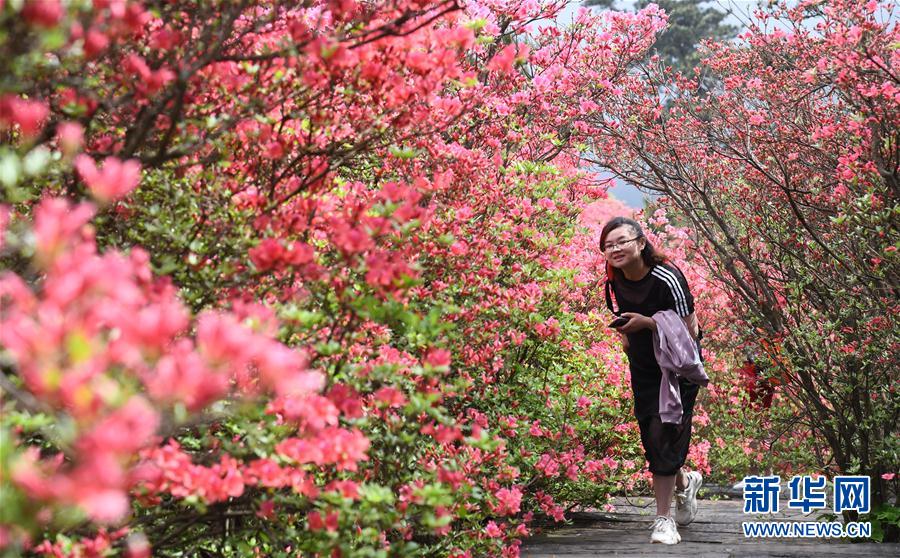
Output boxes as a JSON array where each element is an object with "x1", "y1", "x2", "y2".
[{"x1": 521, "y1": 496, "x2": 900, "y2": 557}]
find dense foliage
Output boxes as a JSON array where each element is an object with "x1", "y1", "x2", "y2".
[
  {"x1": 0, "y1": 1, "x2": 720, "y2": 556},
  {"x1": 2, "y1": 0, "x2": 893, "y2": 556}
]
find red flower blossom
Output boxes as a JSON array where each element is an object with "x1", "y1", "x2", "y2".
[
  {"x1": 0, "y1": 95, "x2": 49, "y2": 138},
  {"x1": 22, "y1": 0, "x2": 63, "y2": 28},
  {"x1": 74, "y1": 155, "x2": 142, "y2": 203}
]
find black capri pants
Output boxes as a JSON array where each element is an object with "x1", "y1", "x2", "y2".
[{"x1": 638, "y1": 413, "x2": 694, "y2": 476}]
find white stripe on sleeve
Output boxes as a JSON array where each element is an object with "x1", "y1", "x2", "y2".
[{"x1": 652, "y1": 266, "x2": 689, "y2": 317}]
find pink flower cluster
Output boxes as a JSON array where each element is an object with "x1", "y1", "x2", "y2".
[
  {"x1": 10, "y1": 397, "x2": 159, "y2": 523},
  {"x1": 0, "y1": 198, "x2": 366, "y2": 524},
  {"x1": 140, "y1": 442, "x2": 321, "y2": 503},
  {"x1": 0, "y1": 94, "x2": 48, "y2": 138},
  {"x1": 533, "y1": 490, "x2": 565, "y2": 522},
  {"x1": 276, "y1": 427, "x2": 370, "y2": 472},
  {"x1": 491, "y1": 486, "x2": 523, "y2": 516},
  {"x1": 74, "y1": 154, "x2": 142, "y2": 203}
]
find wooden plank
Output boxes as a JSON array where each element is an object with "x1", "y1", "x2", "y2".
[{"x1": 521, "y1": 497, "x2": 900, "y2": 557}]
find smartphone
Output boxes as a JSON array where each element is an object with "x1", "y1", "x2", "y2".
[{"x1": 608, "y1": 316, "x2": 630, "y2": 329}]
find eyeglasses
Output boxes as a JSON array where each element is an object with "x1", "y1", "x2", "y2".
[{"x1": 602, "y1": 236, "x2": 641, "y2": 253}]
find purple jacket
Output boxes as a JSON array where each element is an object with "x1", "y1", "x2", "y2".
[{"x1": 652, "y1": 310, "x2": 709, "y2": 424}]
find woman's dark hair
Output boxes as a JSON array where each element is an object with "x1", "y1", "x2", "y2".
[{"x1": 599, "y1": 217, "x2": 666, "y2": 281}]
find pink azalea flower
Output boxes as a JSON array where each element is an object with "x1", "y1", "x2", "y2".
[
  {"x1": 126, "y1": 533, "x2": 151, "y2": 558},
  {"x1": 285, "y1": 241, "x2": 315, "y2": 265},
  {"x1": 484, "y1": 520, "x2": 503, "y2": 538},
  {"x1": 32, "y1": 197, "x2": 95, "y2": 262},
  {"x1": 438, "y1": 467, "x2": 465, "y2": 489},
  {"x1": 307, "y1": 511, "x2": 324, "y2": 531},
  {"x1": 327, "y1": 383, "x2": 364, "y2": 418},
  {"x1": 326, "y1": 479, "x2": 360, "y2": 499},
  {"x1": 325, "y1": 511, "x2": 340, "y2": 532},
  {"x1": 78, "y1": 397, "x2": 159, "y2": 455},
  {"x1": 147, "y1": 341, "x2": 228, "y2": 411},
  {"x1": 373, "y1": 386, "x2": 407, "y2": 407},
  {"x1": 450, "y1": 240, "x2": 468, "y2": 255},
  {"x1": 535, "y1": 454, "x2": 560, "y2": 477},
  {"x1": 256, "y1": 500, "x2": 275, "y2": 519},
  {"x1": 22, "y1": 0, "x2": 63, "y2": 28},
  {"x1": 249, "y1": 238, "x2": 284, "y2": 271},
  {"x1": 77, "y1": 488, "x2": 130, "y2": 524},
  {"x1": 424, "y1": 348, "x2": 451, "y2": 368},
  {"x1": 493, "y1": 486, "x2": 523, "y2": 515},
  {"x1": 123, "y1": 54, "x2": 174, "y2": 95},
  {"x1": 74, "y1": 155, "x2": 142, "y2": 203},
  {"x1": 56, "y1": 121, "x2": 84, "y2": 155},
  {"x1": 84, "y1": 29, "x2": 111, "y2": 59},
  {"x1": 264, "y1": 140, "x2": 284, "y2": 159},
  {"x1": 489, "y1": 44, "x2": 529, "y2": 73},
  {"x1": 0, "y1": 94, "x2": 49, "y2": 138},
  {"x1": 270, "y1": 394, "x2": 339, "y2": 433},
  {"x1": 433, "y1": 424, "x2": 462, "y2": 444}
]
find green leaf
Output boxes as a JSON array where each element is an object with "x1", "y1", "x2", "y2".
[
  {"x1": 65, "y1": 330, "x2": 92, "y2": 364},
  {"x1": 22, "y1": 147, "x2": 51, "y2": 176},
  {"x1": 388, "y1": 145, "x2": 417, "y2": 160},
  {"x1": 41, "y1": 28, "x2": 67, "y2": 50},
  {"x1": 359, "y1": 483, "x2": 395, "y2": 505},
  {"x1": 0, "y1": 151, "x2": 21, "y2": 188}
]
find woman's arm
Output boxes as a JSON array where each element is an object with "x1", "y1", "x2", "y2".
[
  {"x1": 616, "y1": 312, "x2": 656, "y2": 333},
  {"x1": 615, "y1": 311, "x2": 698, "y2": 340},
  {"x1": 684, "y1": 312, "x2": 699, "y2": 340}
]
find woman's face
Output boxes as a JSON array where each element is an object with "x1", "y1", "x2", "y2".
[{"x1": 602, "y1": 225, "x2": 645, "y2": 269}]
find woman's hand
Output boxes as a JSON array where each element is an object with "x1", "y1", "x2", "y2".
[{"x1": 615, "y1": 312, "x2": 656, "y2": 334}]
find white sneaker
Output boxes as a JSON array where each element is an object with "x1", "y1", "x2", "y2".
[
  {"x1": 649, "y1": 515, "x2": 681, "y2": 544},
  {"x1": 675, "y1": 471, "x2": 703, "y2": 526}
]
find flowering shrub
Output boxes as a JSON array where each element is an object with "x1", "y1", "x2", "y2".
[
  {"x1": 4, "y1": 0, "x2": 872, "y2": 553},
  {"x1": 0, "y1": 1, "x2": 691, "y2": 556},
  {"x1": 1, "y1": 197, "x2": 350, "y2": 542}
]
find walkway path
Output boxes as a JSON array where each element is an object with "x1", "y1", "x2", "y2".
[{"x1": 521, "y1": 495, "x2": 900, "y2": 557}]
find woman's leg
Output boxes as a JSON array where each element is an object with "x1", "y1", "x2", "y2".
[
  {"x1": 641, "y1": 413, "x2": 693, "y2": 517},
  {"x1": 676, "y1": 468, "x2": 687, "y2": 491},
  {"x1": 654, "y1": 473, "x2": 677, "y2": 517},
  {"x1": 654, "y1": 468, "x2": 688, "y2": 516}
]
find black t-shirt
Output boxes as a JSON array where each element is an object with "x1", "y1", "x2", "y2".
[{"x1": 608, "y1": 263, "x2": 700, "y2": 420}]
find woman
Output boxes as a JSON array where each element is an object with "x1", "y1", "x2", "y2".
[{"x1": 600, "y1": 216, "x2": 704, "y2": 545}]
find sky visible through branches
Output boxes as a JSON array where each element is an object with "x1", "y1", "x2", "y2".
[{"x1": 566, "y1": 1, "x2": 775, "y2": 208}]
